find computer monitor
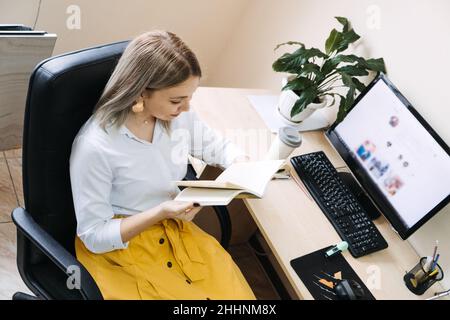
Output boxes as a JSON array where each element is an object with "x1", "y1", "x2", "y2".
[{"x1": 326, "y1": 73, "x2": 450, "y2": 240}]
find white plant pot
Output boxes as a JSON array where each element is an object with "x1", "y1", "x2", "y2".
[{"x1": 277, "y1": 89, "x2": 328, "y2": 124}]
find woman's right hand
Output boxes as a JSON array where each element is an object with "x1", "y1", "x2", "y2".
[
  {"x1": 120, "y1": 200, "x2": 200, "y2": 244},
  {"x1": 158, "y1": 200, "x2": 200, "y2": 220}
]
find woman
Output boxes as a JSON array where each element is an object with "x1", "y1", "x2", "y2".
[{"x1": 69, "y1": 30, "x2": 255, "y2": 300}]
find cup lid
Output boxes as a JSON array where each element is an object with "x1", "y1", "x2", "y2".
[{"x1": 278, "y1": 126, "x2": 302, "y2": 148}]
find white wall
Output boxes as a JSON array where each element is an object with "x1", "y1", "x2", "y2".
[
  {"x1": 0, "y1": 0, "x2": 251, "y2": 84},
  {"x1": 209, "y1": 0, "x2": 450, "y2": 290}
]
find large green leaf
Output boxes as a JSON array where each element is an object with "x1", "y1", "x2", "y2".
[
  {"x1": 320, "y1": 59, "x2": 336, "y2": 76},
  {"x1": 272, "y1": 49, "x2": 307, "y2": 73},
  {"x1": 298, "y1": 63, "x2": 323, "y2": 78},
  {"x1": 321, "y1": 54, "x2": 359, "y2": 75},
  {"x1": 336, "y1": 95, "x2": 347, "y2": 123},
  {"x1": 344, "y1": 85, "x2": 356, "y2": 113},
  {"x1": 336, "y1": 86, "x2": 356, "y2": 123},
  {"x1": 338, "y1": 56, "x2": 385, "y2": 73},
  {"x1": 272, "y1": 47, "x2": 306, "y2": 73},
  {"x1": 346, "y1": 85, "x2": 356, "y2": 103},
  {"x1": 334, "y1": 71, "x2": 366, "y2": 94},
  {"x1": 325, "y1": 17, "x2": 360, "y2": 55},
  {"x1": 331, "y1": 54, "x2": 361, "y2": 64},
  {"x1": 335, "y1": 16, "x2": 349, "y2": 33},
  {"x1": 340, "y1": 72, "x2": 354, "y2": 87},
  {"x1": 351, "y1": 77, "x2": 366, "y2": 92},
  {"x1": 290, "y1": 86, "x2": 318, "y2": 117},
  {"x1": 335, "y1": 29, "x2": 360, "y2": 53},
  {"x1": 272, "y1": 47, "x2": 327, "y2": 73},
  {"x1": 363, "y1": 58, "x2": 386, "y2": 72},
  {"x1": 325, "y1": 29, "x2": 342, "y2": 55},
  {"x1": 337, "y1": 65, "x2": 369, "y2": 76},
  {"x1": 282, "y1": 77, "x2": 314, "y2": 91},
  {"x1": 274, "y1": 41, "x2": 304, "y2": 51},
  {"x1": 304, "y1": 47, "x2": 328, "y2": 59}
]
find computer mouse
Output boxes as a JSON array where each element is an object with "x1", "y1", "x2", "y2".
[{"x1": 334, "y1": 279, "x2": 365, "y2": 300}]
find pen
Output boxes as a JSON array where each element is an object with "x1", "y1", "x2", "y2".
[
  {"x1": 409, "y1": 276, "x2": 418, "y2": 288},
  {"x1": 273, "y1": 171, "x2": 291, "y2": 179},
  {"x1": 312, "y1": 281, "x2": 336, "y2": 295},
  {"x1": 426, "y1": 289, "x2": 450, "y2": 300},
  {"x1": 432, "y1": 240, "x2": 439, "y2": 262},
  {"x1": 428, "y1": 269, "x2": 438, "y2": 277},
  {"x1": 420, "y1": 269, "x2": 439, "y2": 285},
  {"x1": 290, "y1": 170, "x2": 313, "y2": 201},
  {"x1": 430, "y1": 254, "x2": 440, "y2": 272},
  {"x1": 424, "y1": 256, "x2": 434, "y2": 272}
]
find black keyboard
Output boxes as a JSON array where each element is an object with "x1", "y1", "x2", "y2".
[{"x1": 291, "y1": 151, "x2": 388, "y2": 258}]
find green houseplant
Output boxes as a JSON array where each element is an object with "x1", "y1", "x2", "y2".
[{"x1": 272, "y1": 16, "x2": 386, "y2": 123}]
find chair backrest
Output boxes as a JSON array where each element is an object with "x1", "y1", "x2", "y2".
[{"x1": 23, "y1": 41, "x2": 129, "y2": 255}]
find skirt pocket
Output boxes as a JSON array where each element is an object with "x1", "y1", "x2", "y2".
[
  {"x1": 94, "y1": 264, "x2": 141, "y2": 300},
  {"x1": 136, "y1": 279, "x2": 172, "y2": 300}
]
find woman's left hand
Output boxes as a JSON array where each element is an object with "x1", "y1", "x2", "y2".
[{"x1": 180, "y1": 205, "x2": 203, "y2": 221}]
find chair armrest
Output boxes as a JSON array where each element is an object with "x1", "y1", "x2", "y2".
[{"x1": 11, "y1": 207, "x2": 103, "y2": 300}]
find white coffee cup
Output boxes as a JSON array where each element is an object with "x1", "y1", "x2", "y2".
[{"x1": 265, "y1": 126, "x2": 302, "y2": 160}]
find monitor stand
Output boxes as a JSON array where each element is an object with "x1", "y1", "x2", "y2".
[{"x1": 337, "y1": 172, "x2": 381, "y2": 220}]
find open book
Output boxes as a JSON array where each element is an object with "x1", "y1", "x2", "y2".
[{"x1": 174, "y1": 160, "x2": 286, "y2": 206}]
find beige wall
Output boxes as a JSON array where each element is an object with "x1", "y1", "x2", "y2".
[
  {"x1": 0, "y1": 0, "x2": 251, "y2": 84},
  {"x1": 209, "y1": 0, "x2": 450, "y2": 290}
]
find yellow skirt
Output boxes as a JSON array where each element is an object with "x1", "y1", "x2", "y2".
[{"x1": 75, "y1": 218, "x2": 256, "y2": 300}]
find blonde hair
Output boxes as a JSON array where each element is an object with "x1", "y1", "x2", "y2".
[{"x1": 93, "y1": 30, "x2": 202, "y2": 133}]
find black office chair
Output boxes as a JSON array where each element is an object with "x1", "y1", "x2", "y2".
[{"x1": 11, "y1": 41, "x2": 232, "y2": 300}]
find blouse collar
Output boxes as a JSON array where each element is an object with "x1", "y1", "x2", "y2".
[{"x1": 107, "y1": 119, "x2": 160, "y2": 145}]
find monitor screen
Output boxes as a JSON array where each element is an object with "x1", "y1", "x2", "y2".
[{"x1": 326, "y1": 74, "x2": 450, "y2": 239}]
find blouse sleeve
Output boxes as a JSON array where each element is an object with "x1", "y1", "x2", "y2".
[
  {"x1": 187, "y1": 110, "x2": 245, "y2": 169},
  {"x1": 69, "y1": 136, "x2": 128, "y2": 254}
]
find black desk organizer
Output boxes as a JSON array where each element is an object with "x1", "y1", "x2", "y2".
[
  {"x1": 290, "y1": 246, "x2": 375, "y2": 300},
  {"x1": 404, "y1": 257, "x2": 444, "y2": 295}
]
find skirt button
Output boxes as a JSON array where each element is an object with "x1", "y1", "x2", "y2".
[{"x1": 167, "y1": 261, "x2": 172, "y2": 268}]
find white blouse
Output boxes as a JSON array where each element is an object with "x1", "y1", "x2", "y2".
[{"x1": 69, "y1": 110, "x2": 243, "y2": 254}]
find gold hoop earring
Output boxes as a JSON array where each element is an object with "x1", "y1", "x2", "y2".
[{"x1": 132, "y1": 99, "x2": 144, "y2": 113}]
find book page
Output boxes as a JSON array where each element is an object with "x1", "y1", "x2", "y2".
[
  {"x1": 174, "y1": 187, "x2": 244, "y2": 206},
  {"x1": 215, "y1": 160, "x2": 285, "y2": 197},
  {"x1": 174, "y1": 180, "x2": 244, "y2": 190}
]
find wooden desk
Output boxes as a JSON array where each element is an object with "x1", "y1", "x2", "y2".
[{"x1": 191, "y1": 86, "x2": 442, "y2": 300}]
